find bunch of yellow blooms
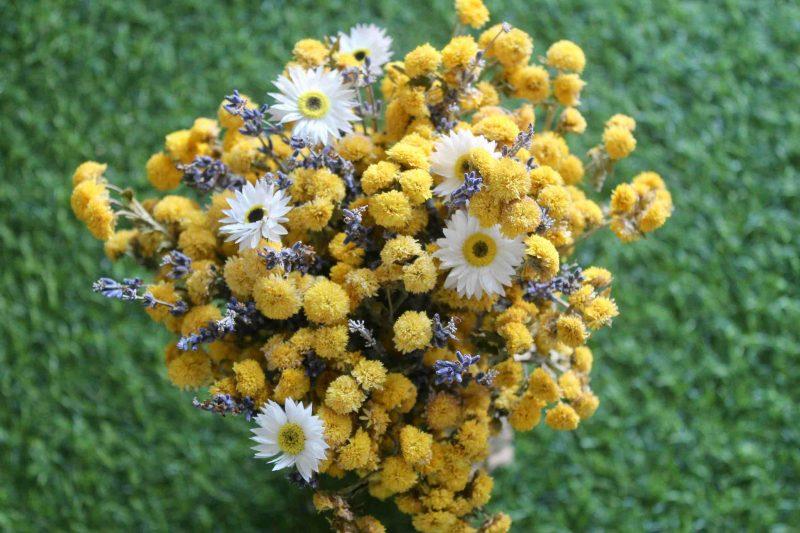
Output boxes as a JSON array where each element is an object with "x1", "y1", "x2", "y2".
[{"x1": 72, "y1": 1, "x2": 672, "y2": 531}]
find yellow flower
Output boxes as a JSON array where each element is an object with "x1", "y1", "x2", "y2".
[
  {"x1": 573, "y1": 346, "x2": 594, "y2": 373},
  {"x1": 352, "y1": 359, "x2": 388, "y2": 391},
  {"x1": 481, "y1": 513, "x2": 512, "y2": 533},
  {"x1": 528, "y1": 367, "x2": 560, "y2": 404},
  {"x1": 72, "y1": 160, "x2": 107, "y2": 186},
  {"x1": 442, "y1": 35, "x2": 479, "y2": 70},
  {"x1": 581, "y1": 296, "x2": 619, "y2": 329},
  {"x1": 558, "y1": 370, "x2": 582, "y2": 400},
  {"x1": 558, "y1": 154, "x2": 585, "y2": 185},
  {"x1": 530, "y1": 132, "x2": 569, "y2": 168},
  {"x1": 398, "y1": 169, "x2": 433, "y2": 204},
  {"x1": 386, "y1": 142, "x2": 429, "y2": 169},
  {"x1": 393, "y1": 311, "x2": 433, "y2": 353},
  {"x1": 223, "y1": 249, "x2": 269, "y2": 299},
  {"x1": 610, "y1": 183, "x2": 638, "y2": 214},
  {"x1": 546, "y1": 40, "x2": 586, "y2": 73},
  {"x1": 186, "y1": 260, "x2": 218, "y2": 304},
  {"x1": 379, "y1": 456, "x2": 418, "y2": 494},
  {"x1": 344, "y1": 268, "x2": 380, "y2": 300},
  {"x1": 84, "y1": 196, "x2": 116, "y2": 240},
  {"x1": 508, "y1": 393, "x2": 543, "y2": 431},
  {"x1": 456, "y1": 419, "x2": 489, "y2": 459},
  {"x1": 603, "y1": 126, "x2": 637, "y2": 160},
  {"x1": 483, "y1": 157, "x2": 530, "y2": 201},
  {"x1": 103, "y1": 229, "x2": 137, "y2": 261},
  {"x1": 292, "y1": 38, "x2": 329, "y2": 67},
  {"x1": 369, "y1": 190, "x2": 412, "y2": 228},
  {"x1": 498, "y1": 321, "x2": 533, "y2": 354},
  {"x1": 537, "y1": 184, "x2": 571, "y2": 218},
  {"x1": 523, "y1": 235, "x2": 560, "y2": 281},
  {"x1": 553, "y1": 73, "x2": 585, "y2": 107},
  {"x1": 402, "y1": 255, "x2": 437, "y2": 294},
  {"x1": 481, "y1": 25, "x2": 533, "y2": 69},
  {"x1": 412, "y1": 511, "x2": 458, "y2": 533},
  {"x1": 573, "y1": 392, "x2": 600, "y2": 419},
  {"x1": 70, "y1": 178, "x2": 107, "y2": 222},
  {"x1": 556, "y1": 315, "x2": 587, "y2": 347},
  {"x1": 233, "y1": 359, "x2": 268, "y2": 401},
  {"x1": 499, "y1": 197, "x2": 542, "y2": 237},
  {"x1": 545, "y1": 402, "x2": 580, "y2": 430},
  {"x1": 153, "y1": 195, "x2": 199, "y2": 225},
  {"x1": 337, "y1": 133, "x2": 374, "y2": 162},
  {"x1": 177, "y1": 225, "x2": 216, "y2": 260},
  {"x1": 399, "y1": 425, "x2": 433, "y2": 465},
  {"x1": 318, "y1": 405, "x2": 353, "y2": 448},
  {"x1": 337, "y1": 428, "x2": 372, "y2": 470},
  {"x1": 472, "y1": 115, "x2": 520, "y2": 145},
  {"x1": 362, "y1": 161, "x2": 400, "y2": 195},
  {"x1": 455, "y1": 0, "x2": 490, "y2": 29},
  {"x1": 303, "y1": 279, "x2": 350, "y2": 324},
  {"x1": 426, "y1": 392, "x2": 462, "y2": 431},
  {"x1": 491, "y1": 358, "x2": 523, "y2": 390},
  {"x1": 372, "y1": 373, "x2": 417, "y2": 411},
  {"x1": 253, "y1": 275, "x2": 301, "y2": 320},
  {"x1": 404, "y1": 44, "x2": 441, "y2": 78},
  {"x1": 606, "y1": 113, "x2": 637, "y2": 131},
  {"x1": 638, "y1": 200, "x2": 671, "y2": 233},
  {"x1": 508, "y1": 65, "x2": 550, "y2": 103},
  {"x1": 167, "y1": 351, "x2": 212, "y2": 390},
  {"x1": 272, "y1": 368, "x2": 311, "y2": 403},
  {"x1": 325, "y1": 375, "x2": 366, "y2": 414},
  {"x1": 559, "y1": 107, "x2": 587, "y2": 134}
]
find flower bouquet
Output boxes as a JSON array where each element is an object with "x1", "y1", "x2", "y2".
[{"x1": 71, "y1": 0, "x2": 672, "y2": 530}]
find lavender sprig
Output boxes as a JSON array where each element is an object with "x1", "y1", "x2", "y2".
[
  {"x1": 160, "y1": 251, "x2": 192, "y2": 279},
  {"x1": 446, "y1": 171, "x2": 483, "y2": 211},
  {"x1": 433, "y1": 351, "x2": 481, "y2": 385},
  {"x1": 92, "y1": 277, "x2": 187, "y2": 315},
  {"x1": 348, "y1": 319, "x2": 377, "y2": 348},
  {"x1": 181, "y1": 156, "x2": 244, "y2": 192},
  {"x1": 259, "y1": 242, "x2": 316, "y2": 274},
  {"x1": 431, "y1": 314, "x2": 460, "y2": 348},
  {"x1": 524, "y1": 264, "x2": 584, "y2": 302},
  {"x1": 342, "y1": 206, "x2": 370, "y2": 246},
  {"x1": 263, "y1": 170, "x2": 293, "y2": 191},
  {"x1": 537, "y1": 207, "x2": 555, "y2": 233},
  {"x1": 502, "y1": 124, "x2": 535, "y2": 158},
  {"x1": 192, "y1": 394, "x2": 256, "y2": 420},
  {"x1": 475, "y1": 369, "x2": 499, "y2": 387},
  {"x1": 177, "y1": 309, "x2": 237, "y2": 351}
]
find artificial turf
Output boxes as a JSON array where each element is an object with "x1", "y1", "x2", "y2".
[{"x1": 1, "y1": 0, "x2": 799, "y2": 530}]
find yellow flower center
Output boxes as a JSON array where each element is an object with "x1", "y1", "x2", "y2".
[
  {"x1": 297, "y1": 90, "x2": 330, "y2": 119},
  {"x1": 353, "y1": 48, "x2": 370, "y2": 62},
  {"x1": 277, "y1": 422, "x2": 306, "y2": 455},
  {"x1": 453, "y1": 154, "x2": 472, "y2": 178},
  {"x1": 462, "y1": 232, "x2": 497, "y2": 267},
  {"x1": 246, "y1": 204, "x2": 267, "y2": 223}
]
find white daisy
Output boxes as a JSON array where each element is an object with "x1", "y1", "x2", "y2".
[
  {"x1": 251, "y1": 399, "x2": 329, "y2": 482},
  {"x1": 338, "y1": 23, "x2": 393, "y2": 75},
  {"x1": 219, "y1": 179, "x2": 292, "y2": 251},
  {"x1": 433, "y1": 210, "x2": 525, "y2": 299},
  {"x1": 269, "y1": 67, "x2": 360, "y2": 146},
  {"x1": 430, "y1": 129, "x2": 499, "y2": 197}
]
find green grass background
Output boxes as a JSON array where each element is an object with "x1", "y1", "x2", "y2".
[{"x1": 2, "y1": 0, "x2": 799, "y2": 530}]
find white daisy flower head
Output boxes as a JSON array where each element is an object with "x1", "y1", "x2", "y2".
[
  {"x1": 433, "y1": 210, "x2": 525, "y2": 299},
  {"x1": 269, "y1": 66, "x2": 360, "y2": 146},
  {"x1": 338, "y1": 23, "x2": 393, "y2": 75},
  {"x1": 219, "y1": 179, "x2": 292, "y2": 251},
  {"x1": 251, "y1": 399, "x2": 329, "y2": 482},
  {"x1": 430, "y1": 129, "x2": 499, "y2": 197}
]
